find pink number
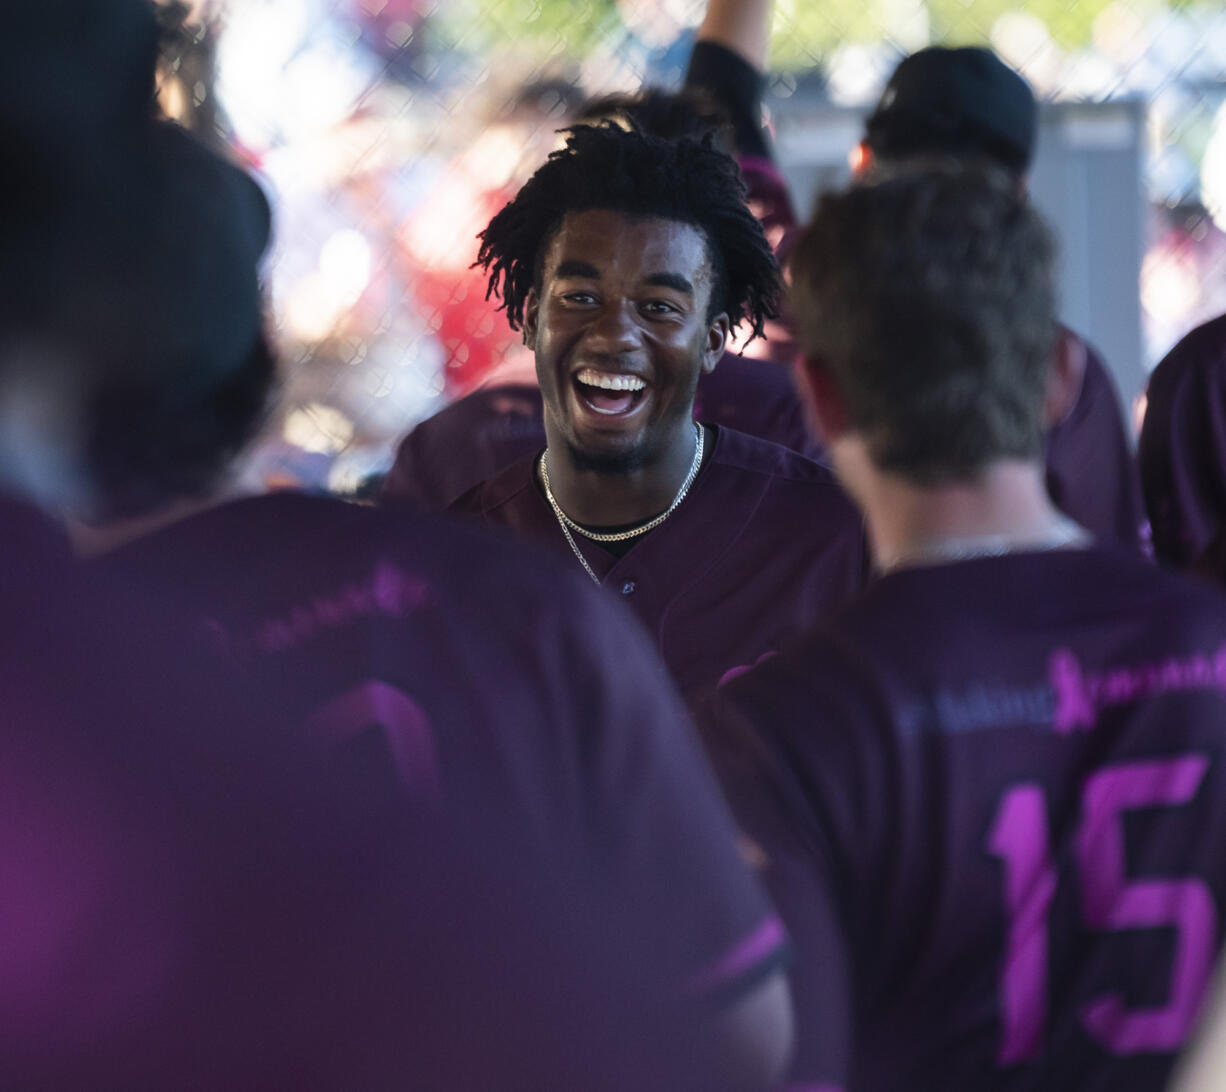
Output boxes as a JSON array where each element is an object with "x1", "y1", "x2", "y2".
[
  {"x1": 987, "y1": 755, "x2": 1215, "y2": 1064},
  {"x1": 306, "y1": 681, "x2": 441, "y2": 802},
  {"x1": 987, "y1": 784, "x2": 1058, "y2": 1064},
  {"x1": 1075, "y1": 756, "x2": 1215, "y2": 1053}
]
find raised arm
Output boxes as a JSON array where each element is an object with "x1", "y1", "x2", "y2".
[
  {"x1": 685, "y1": 0, "x2": 794, "y2": 227},
  {"x1": 694, "y1": 0, "x2": 775, "y2": 72}
]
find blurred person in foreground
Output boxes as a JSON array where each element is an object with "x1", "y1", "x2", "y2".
[
  {"x1": 854, "y1": 45, "x2": 1146, "y2": 549},
  {"x1": 450, "y1": 120, "x2": 866, "y2": 707},
  {"x1": 381, "y1": 0, "x2": 817, "y2": 512},
  {"x1": 48, "y1": 111, "x2": 790, "y2": 1092},
  {"x1": 703, "y1": 165, "x2": 1226, "y2": 1091},
  {"x1": 0, "y1": 10, "x2": 540, "y2": 1085},
  {"x1": 0, "y1": 494, "x2": 535, "y2": 1091},
  {"x1": 0, "y1": 488, "x2": 331, "y2": 1090},
  {"x1": 1138, "y1": 312, "x2": 1226, "y2": 581},
  {"x1": 2, "y1": 494, "x2": 782, "y2": 1090}
]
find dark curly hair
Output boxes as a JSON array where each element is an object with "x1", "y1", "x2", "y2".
[{"x1": 475, "y1": 122, "x2": 780, "y2": 341}]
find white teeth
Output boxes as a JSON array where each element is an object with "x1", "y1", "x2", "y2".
[{"x1": 576, "y1": 368, "x2": 646, "y2": 392}]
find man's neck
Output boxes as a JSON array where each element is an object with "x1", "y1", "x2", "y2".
[
  {"x1": 542, "y1": 423, "x2": 703, "y2": 528},
  {"x1": 859, "y1": 459, "x2": 1082, "y2": 571}
]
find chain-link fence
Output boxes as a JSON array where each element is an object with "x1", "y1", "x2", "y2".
[{"x1": 155, "y1": 0, "x2": 1226, "y2": 493}]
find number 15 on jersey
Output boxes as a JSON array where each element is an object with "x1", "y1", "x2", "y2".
[{"x1": 987, "y1": 755, "x2": 1217, "y2": 1064}]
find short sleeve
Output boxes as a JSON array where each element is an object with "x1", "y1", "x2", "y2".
[
  {"x1": 685, "y1": 39, "x2": 771, "y2": 162},
  {"x1": 700, "y1": 687, "x2": 855, "y2": 1087},
  {"x1": 380, "y1": 426, "x2": 439, "y2": 510},
  {"x1": 684, "y1": 40, "x2": 801, "y2": 236},
  {"x1": 1046, "y1": 333, "x2": 1144, "y2": 549},
  {"x1": 551, "y1": 571, "x2": 790, "y2": 1007}
]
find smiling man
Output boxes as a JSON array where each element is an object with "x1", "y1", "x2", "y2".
[
  {"x1": 535, "y1": 210, "x2": 710, "y2": 482},
  {"x1": 454, "y1": 123, "x2": 866, "y2": 705}
]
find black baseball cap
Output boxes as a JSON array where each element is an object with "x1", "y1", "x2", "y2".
[
  {"x1": 1, "y1": 0, "x2": 158, "y2": 141},
  {"x1": 865, "y1": 47, "x2": 1038, "y2": 174},
  {"x1": 128, "y1": 121, "x2": 273, "y2": 393},
  {"x1": 1, "y1": 120, "x2": 271, "y2": 394}
]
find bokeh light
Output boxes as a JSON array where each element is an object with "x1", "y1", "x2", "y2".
[{"x1": 158, "y1": 0, "x2": 1226, "y2": 481}]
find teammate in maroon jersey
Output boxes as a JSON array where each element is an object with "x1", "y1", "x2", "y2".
[
  {"x1": 0, "y1": 486, "x2": 785, "y2": 1091},
  {"x1": 703, "y1": 165, "x2": 1226, "y2": 1092},
  {"x1": 1138, "y1": 312, "x2": 1226, "y2": 577},
  {"x1": 453, "y1": 120, "x2": 865, "y2": 706},
  {"x1": 0, "y1": 495, "x2": 288, "y2": 1089},
  {"x1": 854, "y1": 46, "x2": 1146, "y2": 548},
  {"x1": 381, "y1": 0, "x2": 816, "y2": 512}
]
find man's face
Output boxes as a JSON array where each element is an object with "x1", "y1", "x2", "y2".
[{"x1": 524, "y1": 209, "x2": 729, "y2": 473}]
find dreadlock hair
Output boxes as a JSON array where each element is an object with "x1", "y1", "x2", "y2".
[
  {"x1": 475, "y1": 122, "x2": 780, "y2": 342},
  {"x1": 576, "y1": 86, "x2": 734, "y2": 153}
]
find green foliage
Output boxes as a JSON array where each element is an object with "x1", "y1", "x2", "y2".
[
  {"x1": 766, "y1": 0, "x2": 1213, "y2": 68},
  {"x1": 427, "y1": 0, "x2": 1226, "y2": 77},
  {"x1": 432, "y1": 0, "x2": 620, "y2": 55}
]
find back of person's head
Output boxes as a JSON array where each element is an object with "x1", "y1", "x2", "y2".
[
  {"x1": 0, "y1": 0, "x2": 273, "y2": 522},
  {"x1": 75, "y1": 122, "x2": 274, "y2": 523},
  {"x1": 790, "y1": 163, "x2": 1056, "y2": 484},
  {"x1": 0, "y1": 120, "x2": 274, "y2": 523},
  {"x1": 577, "y1": 86, "x2": 734, "y2": 152},
  {"x1": 0, "y1": 0, "x2": 162, "y2": 507},
  {"x1": 476, "y1": 121, "x2": 780, "y2": 342},
  {"x1": 864, "y1": 46, "x2": 1038, "y2": 175}
]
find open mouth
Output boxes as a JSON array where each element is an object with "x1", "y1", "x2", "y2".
[{"x1": 572, "y1": 367, "x2": 648, "y2": 417}]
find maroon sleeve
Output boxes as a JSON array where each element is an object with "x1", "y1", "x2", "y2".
[
  {"x1": 701, "y1": 642, "x2": 892, "y2": 1083},
  {"x1": 700, "y1": 680, "x2": 855, "y2": 1088},
  {"x1": 738, "y1": 154, "x2": 802, "y2": 349},
  {"x1": 1139, "y1": 314, "x2": 1226, "y2": 568},
  {"x1": 1045, "y1": 332, "x2": 1144, "y2": 549},
  {"x1": 685, "y1": 39, "x2": 772, "y2": 163},
  {"x1": 380, "y1": 426, "x2": 440, "y2": 510},
  {"x1": 382, "y1": 387, "x2": 547, "y2": 512},
  {"x1": 552, "y1": 570, "x2": 789, "y2": 1006},
  {"x1": 682, "y1": 41, "x2": 800, "y2": 265},
  {"x1": 739, "y1": 154, "x2": 799, "y2": 241}
]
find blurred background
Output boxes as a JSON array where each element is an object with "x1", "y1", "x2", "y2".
[{"x1": 151, "y1": 0, "x2": 1226, "y2": 493}]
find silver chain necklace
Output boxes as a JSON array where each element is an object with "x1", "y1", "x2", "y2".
[
  {"x1": 879, "y1": 516, "x2": 1088, "y2": 574},
  {"x1": 538, "y1": 422, "x2": 704, "y2": 584}
]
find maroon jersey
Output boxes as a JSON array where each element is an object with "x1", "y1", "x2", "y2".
[
  {"x1": 0, "y1": 496, "x2": 336, "y2": 1088},
  {"x1": 1046, "y1": 329, "x2": 1146, "y2": 548},
  {"x1": 88, "y1": 491, "x2": 785, "y2": 1030},
  {"x1": 381, "y1": 138, "x2": 816, "y2": 514},
  {"x1": 452, "y1": 425, "x2": 867, "y2": 706},
  {"x1": 6, "y1": 489, "x2": 775, "y2": 1088},
  {"x1": 381, "y1": 382, "x2": 546, "y2": 510},
  {"x1": 1139, "y1": 313, "x2": 1226, "y2": 570},
  {"x1": 382, "y1": 354, "x2": 817, "y2": 511},
  {"x1": 706, "y1": 545, "x2": 1226, "y2": 1092}
]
